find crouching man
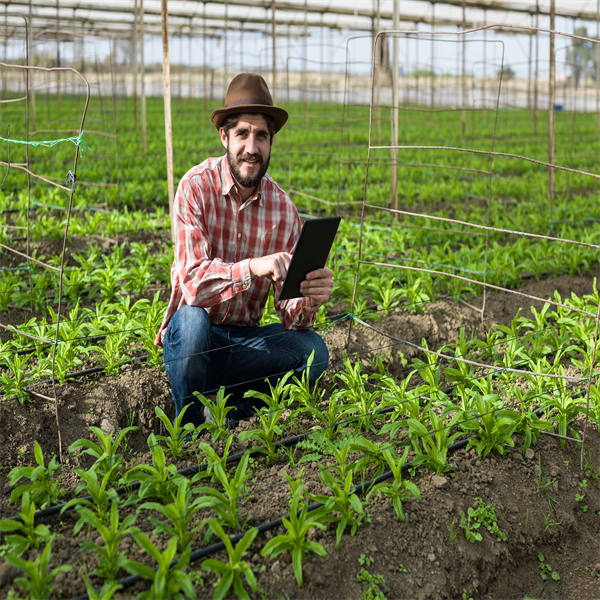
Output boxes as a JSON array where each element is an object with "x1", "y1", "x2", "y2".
[{"x1": 155, "y1": 73, "x2": 333, "y2": 428}]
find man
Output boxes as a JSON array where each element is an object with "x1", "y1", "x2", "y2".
[{"x1": 155, "y1": 73, "x2": 333, "y2": 428}]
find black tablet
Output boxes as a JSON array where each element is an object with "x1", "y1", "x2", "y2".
[{"x1": 278, "y1": 216, "x2": 341, "y2": 301}]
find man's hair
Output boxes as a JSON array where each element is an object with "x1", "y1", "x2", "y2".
[{"x1": 221, "y1": 113, "x2": 275, "y2": 143}]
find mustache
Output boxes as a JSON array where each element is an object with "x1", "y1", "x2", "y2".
[{"x1": 237, "y1": 153, "x2": 262, "y2": 163}]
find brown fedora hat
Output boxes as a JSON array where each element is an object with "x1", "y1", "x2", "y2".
[{"x1": 211, "y1": 73, "x2": 288, "y2": 133}]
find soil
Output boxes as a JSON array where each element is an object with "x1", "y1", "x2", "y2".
[{"x1": 1, "y1": 273, "x2": 600, "y2": 600}]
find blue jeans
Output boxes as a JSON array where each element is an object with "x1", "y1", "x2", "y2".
[{"x1": 162, "y1": 305, "x2": 329, "y2": 428}]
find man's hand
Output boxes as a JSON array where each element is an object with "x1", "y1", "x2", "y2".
[
  {"x1": 249, "y1": 252, "x2": 291, "y2": 282},
  {"x1": 300, "y1": 267, "x2": 333, "y2": 307}
]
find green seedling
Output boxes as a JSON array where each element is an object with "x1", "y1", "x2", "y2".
[
  {"x1": 123, "y1": 531, "x2": 196, "y2": 600},
  {"x1": 537, "y1": 454, "x2": 556, "y2": 494},
  {"x1": 542, "y1": 509, "x2": 561, "y2": 531},
  {"x1": 79, "y1": 501, "x2": 136, "y2": 580},
  {"x1": 398, "y1": 564, "x2": 407, "y2": 573},
  {"x1": 309, "y1": 468, "x2": 365, "y2": 549},
  {"x1": 8, "y1": 441, "x2": 65, "y2": 508},
  {"x1": 5, "y1": 538, "x2": 73, "y2": 600},
  {"x1": 124, "y1": 434, "x2": 181, "y2": 504},
  {"x1": 193, "y1": 387, "x2": 235, "y2": 442},
  {"x1": 140, "y1": 478, "x2": 204, "y2": 553},
  {"x1": 366, "y1": 447, "x2": 421, "y2": 523},
  {"x1": 538, "y1": 553, "x2": 560, "y2": 581},
  {"x1": 154, "y1": 404, "x2": 195, "y2": 458},
  {"x1": 348, "y1": 437, "x2": 389, "y2": 481},
  {"x1": 0, "y1": 353, "x2": 32, "y2": 404},
  {"x1": 407, "y1": 410, "x2": 462, "y2": 474},
  {"x1": 0, "y1": 491, "x2": 52, "y2": 554},
  {"x1": 261, "y1": 486, "x2": 331, "y2": 587},
  {"x1": 201, "y1": 520, "x2": 258, "y2": 600},
  {"x1": 449, "y1": 517, "x2": 458, "y2": 543},
  {"x1": 192, "y1": 451, "x2": 252, "y2": 536},
  {"x1": 69, "y1": 424, "x2": 138, "y2": 483},
  {"x1": 459, "y1": 508, "x2": 482, "y2": 543},
  {"x1": 286, "y1": 350, "x2": 326, "y2": 409},
  {"x1": 356, "y1": 555, "x2": 387, "y2": 600},
  {"x1": 61, "y1": 465, "x2": 120, "y2": 531},
  {"x1": 238, "y1": 402, "x2": 284, "y2": 463},
  {"x1": 461, "y1": 393, "x2": 518, "y2": 457}
]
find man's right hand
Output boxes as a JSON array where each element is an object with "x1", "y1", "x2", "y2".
[{"x1": 249, "y1": 252, "x2": 292, "y2": 282}]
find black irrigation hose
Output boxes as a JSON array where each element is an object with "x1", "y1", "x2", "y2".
[{"x1": 70, "y1": 436, "x2": 474, "y2": 600}]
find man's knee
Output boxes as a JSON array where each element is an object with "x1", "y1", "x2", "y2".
[{"x1": 166, "y1": 305, "x2": 211, "y2": 353}]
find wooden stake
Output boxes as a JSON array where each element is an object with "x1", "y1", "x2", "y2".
[
  {"x1": 549, "y1": 0, "x2": 556, "y2": 199},
  {"x1": 461, "y1": 0, "x2": 466, "y2": 140},
  {"x1": 272, "y1": 0, "x2": 276, "y2": 102},
  {"x1": 161, "y1": 0, "x2": 175, "y2": 243},
  {"x1": 391, "y1": 0, "x2": 399, "y2": 216},
  {"x1": 133, "y1": 0, "x2": 138, "y2": 130},
  {"x1": 140, "y1": 0, "x2": 147, "y2": 152}
]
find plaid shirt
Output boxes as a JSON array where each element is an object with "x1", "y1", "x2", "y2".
[{"x1": 155, "y1": 155, "x2": 318, "y2": 346}]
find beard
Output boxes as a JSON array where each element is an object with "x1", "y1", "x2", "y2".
[{"x1": 227, "y1": 147, "x2": 270, "y2": 190}]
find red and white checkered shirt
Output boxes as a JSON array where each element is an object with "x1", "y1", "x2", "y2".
[{"x1": 155, "y1": 154, "x2": 318, "y2": 346}]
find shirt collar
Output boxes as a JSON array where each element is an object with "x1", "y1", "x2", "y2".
[{"x1": 221, "y1": 154, "x2": 265, "y2": 206}]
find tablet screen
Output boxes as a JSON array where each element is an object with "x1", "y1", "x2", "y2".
[{"x1": 277, "y1": 216, "x2": 341, "y2": 301}]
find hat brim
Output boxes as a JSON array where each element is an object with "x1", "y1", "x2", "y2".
[{"x1": 211, "y1": 104, "x2": 288, "y2": 133}]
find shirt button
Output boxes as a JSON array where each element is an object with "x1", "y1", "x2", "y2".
[{"x1": 238, "y1": 233, "x2": 241, "y2": 239}]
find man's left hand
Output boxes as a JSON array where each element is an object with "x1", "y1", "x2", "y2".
[{"x1": 299, "y1": 267, "x2": 334, "y2": 307}]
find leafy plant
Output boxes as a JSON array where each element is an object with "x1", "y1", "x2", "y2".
[
  {"x1": 5, "y1": 538, "x2": 73, "y2": 600},
  {"x1": 155, "y1": 404, "x2": 195, "y2": 458},
  {"x1": 0, "y1": 491, "x2": 52, "y2": 554},
  {"x1": 192, "y1": 451, "x2": 252, "y2": 535},
  {"x1": 140, "y1": 477, "x2": 204, "y2": 553},
  {"x1": 79, "y1": 501, "x2": 136, "y2": 580},
  {"x1": 122, "y1": 531, "x2": 196, "y2": 599},
  {"x1": 261, "y1": 485, "x2": 331, "y2": 587},
  {"x1": 8, "y1": 441, "x2": 65, "y2": 507},
  {"x1": 60, "y1": 465, "x2": 120, "y2": 532},
  {"x1": 366, "y1": 447, "x2": 421, "y2": 522},
  {"x1": 193, "y1": 387, "x2": 235, "y2": 442},
  {"x1": 461, "y1": 393, "x2": 517, "y2": 457},
  {"x1": 287, "y1": 350, "x2": 326, "y2": 409},
  {"x1": 69, "y1": 424, "x2": 138, "y2": 483},
  {"x1": 201, "y1": 520, "x2": 258, "y2": 600},
  {"x1": 124, "y1": 434, "x2": 181, "y2": 503},
  {"x1": 538, "y1": 553, "x2": 560, "y2": 581},
  {"x1": 407, "y1": 410, "x2": 462, "y2": 474}
]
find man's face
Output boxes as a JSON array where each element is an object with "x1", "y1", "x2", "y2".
[{"x1": 220, "y1": 113, "x2": 272, "y2": 191}]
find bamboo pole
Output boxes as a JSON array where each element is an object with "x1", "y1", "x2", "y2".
[
  {"x1": 188, "y1": 25, "x2": 192, "y2": 98},
  {"x1": 430, "y1": 1, "x2": 435, "y2": 109},
  {"x1": 482, "y1": 10, "x2": 486, "y2": 113},
  {"x1": 415, "y1": 23, "x2": 419, "y2": 106},
  {"x1": 596, "y1": 0, "x2": 599, "y2": 134},
  {"x1": 461, "y1": 0, "x2": 466, "y2": 140},
  {"x1": 56, "y1": 0, "x2": 61, "y2": 112},
  {"x1": 161, "y1": 0, "x2": 175, "y2": 242},
  {"x1": 203, "y1": 3, "x2": 207, "y2": 110},
  {"x1": 224, "y1": 0, "x2": 228, "y2": 95},
  {"x1": 29, "y1": 0, "x2": 36, "y2": 130},
  {"x1": 527, "y1": 15, "x2": 532, "y2": 111},
  {"x1": 141, "y1": 0, "x2": 146, "y2": 152},
  {"x1": 304, "y1": 0, "x2": 307, "y2": 124},
  {"x1": 549, "y1": 0, "x2": 556, "y2": 198},
  {"x1": 272, "y1": 0, "x2": 276, "y2": 102},
  {"x1": 534, "y1": 5, "x2": 539, "y2": 135},
  {"x1": 391, "y1": 0, "x2": 399, "y2": 216},
  {"x1": 133, "y1": 0, "x2": 138, "y2": 129},
  {"x1": 375, "y1": 0, "x2": 381, "y2": 143}
]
